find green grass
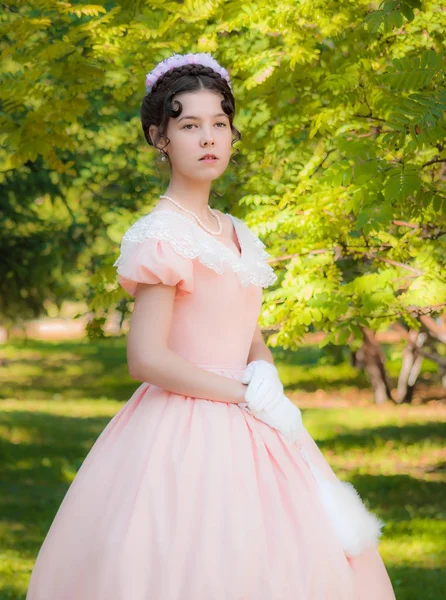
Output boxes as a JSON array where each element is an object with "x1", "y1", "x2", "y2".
[{"x1": 0, "y1": 338, "x2": 445, "y2": 599}]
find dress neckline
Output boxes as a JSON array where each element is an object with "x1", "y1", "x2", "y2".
[{"x1": 150, "y1": 209, "x2": 243, "y2": 261}]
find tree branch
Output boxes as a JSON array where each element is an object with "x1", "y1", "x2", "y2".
[
  {"x1": 421, "y1": 157, "x2": 446, "y2": 168},
  {"x1": 371, "y1": 256, "x2": 425, "y2": 276}
]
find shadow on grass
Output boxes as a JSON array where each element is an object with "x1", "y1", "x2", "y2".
[
  {"x1": 386, "y1": 566, "x2": 445, "y2": 600},
  {"x1": 0, "y1": 337, "x2": 138, "y2": 402},
  {"x1": 345, "y1": 473, "x2": 445, "y2": 521},
  {"x1": 0, "y1": 409, "x2": 113, "y2": 548},
  {"x1": 315, "y1": 422, "x2": 446, "y2": 451},
  {"x1": 0, "y1": 585, "x2": 30, "y2": 600},
  {"x1": 0, "y1": 410, "x2": 112, "y2": 486}
]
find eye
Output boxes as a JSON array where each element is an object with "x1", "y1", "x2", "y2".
[{"x1": 182, "y1": 122, "x2": 227, "y2": 129}]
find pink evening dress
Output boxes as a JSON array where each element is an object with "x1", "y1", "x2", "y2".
[{"x1": 26, "y1": 209, "x2": 396, "y2": 599}]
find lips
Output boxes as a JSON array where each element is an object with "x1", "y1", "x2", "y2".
[{"x1": 199, "y1": 154, "x2": 218, "y2": 160}]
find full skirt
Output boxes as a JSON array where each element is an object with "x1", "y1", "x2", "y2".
[{"x1": 27, "y1": 366, "x2": 396, "y2": 600}]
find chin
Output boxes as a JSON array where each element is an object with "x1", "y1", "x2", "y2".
[
  {"x1": 197, "y1": 172, "x2": 224, "y2": 182},
  {"x1": 186, "y1": 165, "x2": 228, "y2": 181}
]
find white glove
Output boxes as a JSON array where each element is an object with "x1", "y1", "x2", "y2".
[
  {"x1": 252, "y1": 394, "x2": 304, "y2": 443},
  {"x1": 240, "y1": 360, "x2": 304, "y2": 442},
  {"x1": 241, "y1": 360, "x2": 284, "y2": 412}
]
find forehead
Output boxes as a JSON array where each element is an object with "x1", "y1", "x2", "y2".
[{"x1": 174, "y1": 88, "x2": 224, "y2": 115}]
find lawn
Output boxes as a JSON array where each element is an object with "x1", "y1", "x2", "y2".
[{"x1": 0, "y1": 338, "x2": 445, "y2": 599}]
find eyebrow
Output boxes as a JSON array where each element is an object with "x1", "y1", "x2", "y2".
[{"x1": 177, "y1": 113, "x2": 228, "y2": 122}]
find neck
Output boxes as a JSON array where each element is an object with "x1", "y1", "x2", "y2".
[{"x1": 162, "y1": 175, "x2": 212, "y2": 221}]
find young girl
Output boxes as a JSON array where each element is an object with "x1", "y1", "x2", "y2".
[{"x1": 27, "y1": 52, "x2": 396, "y2": 599}]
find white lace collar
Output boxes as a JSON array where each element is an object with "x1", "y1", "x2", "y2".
[{"x1": 114, "y1": 209, "x2": 277, "y2": 289}]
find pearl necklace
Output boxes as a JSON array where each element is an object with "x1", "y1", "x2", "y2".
[{"x1": 159, "y1": 194, "x2": 223, "y2": 236}]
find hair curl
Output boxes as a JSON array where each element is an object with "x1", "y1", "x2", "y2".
[{"x1": 140, "y1": 62, "x2": 241, "y2": 163}]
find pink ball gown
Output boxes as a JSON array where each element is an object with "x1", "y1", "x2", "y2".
[{"x1": 26, "y1": 209, "x2": 396, "y2": 599}]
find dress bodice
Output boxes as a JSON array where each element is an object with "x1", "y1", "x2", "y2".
[{"x1": 114, "y1": 210, "x2": 277, "y2": 368}]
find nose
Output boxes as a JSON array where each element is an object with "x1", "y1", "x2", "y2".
[{"x1": 201, "y1": 128, "x2": 215, "y2": 147}]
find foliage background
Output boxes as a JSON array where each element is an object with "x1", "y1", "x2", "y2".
[
  {"x1": 1, "y1": 0, "x2": 445, "y2": 341},
  {"x1": 1, "y1": 0, "x2": 445, "y2": 597}
]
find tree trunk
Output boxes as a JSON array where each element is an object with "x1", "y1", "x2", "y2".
[
  {"x1": 397, "y1": 330, "x2": 427, "y2": 403},
  {"x1": 356, "y1": 328, "x2": 394, "y2": 404}
]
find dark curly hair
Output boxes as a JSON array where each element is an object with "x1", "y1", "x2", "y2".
[{"x1": 140, "y1": 62, "x2": 242, "y2": 163}]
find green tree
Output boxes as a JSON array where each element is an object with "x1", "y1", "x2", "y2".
[{"x1": 1, "y1": 0, "x2": 444, "y2": 400}]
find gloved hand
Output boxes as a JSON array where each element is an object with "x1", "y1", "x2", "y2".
[
  {"x1": 240, "y1": 360, "x2": 284, "y2": 412},
  {"x1": 240, "y1": 360, "x2": 304, "y2": 442},
  {"x1": 252, "y1": 394, "x2": 304, "y2": 442}
]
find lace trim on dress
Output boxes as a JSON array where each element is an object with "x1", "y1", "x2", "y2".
[{"x1": 113, "y1": 210, "x2": 278, "y2": 289}]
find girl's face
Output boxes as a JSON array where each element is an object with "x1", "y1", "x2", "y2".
[{"x1": 152, "y1": 88, "x2": 233, "y2": 181}]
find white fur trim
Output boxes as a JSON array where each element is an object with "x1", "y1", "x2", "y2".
[{"x1": 306, "y1": 460, "x2": 384, "y2": 557}]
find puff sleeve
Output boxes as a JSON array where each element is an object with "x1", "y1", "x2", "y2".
[{"x1": 113, "y1": 216, "x2": 194, "y2": 298}]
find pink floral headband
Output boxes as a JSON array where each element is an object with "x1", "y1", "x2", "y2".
[{"x1": 145, "y1": 52, "x2": 233, "y2": 94}]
